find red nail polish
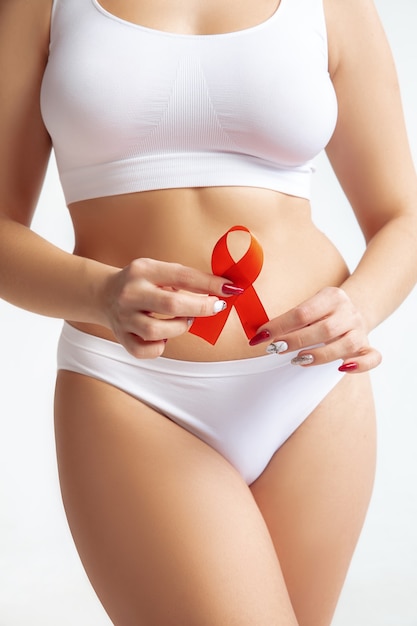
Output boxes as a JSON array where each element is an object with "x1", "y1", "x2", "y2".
[
  {"x1": 222, "y1": 284, "x2": 245, "y2": 296},
  {"x1": 338, "y1": 362, "x2": 358, "y2": 372},
  {"x1": 249, "y1": 330, "x2": 271, "y2": 346}
]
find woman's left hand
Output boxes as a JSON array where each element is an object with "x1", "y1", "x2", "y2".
[{"x1": 249, "y1": 286, "x2": 382, "y2": 373}]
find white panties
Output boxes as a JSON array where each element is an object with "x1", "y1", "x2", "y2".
[{"x1": 57, "y1": 322, "x2": 344, "y2": 484}]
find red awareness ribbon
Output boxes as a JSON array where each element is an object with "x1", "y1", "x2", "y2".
[{"x1": 189, "y1": 225, "x2": 270, "y2": 345}]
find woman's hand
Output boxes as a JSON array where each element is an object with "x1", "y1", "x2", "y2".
[
  {"x1": 249, "y1": 286, "x2": 382, "y2": 373},
  {"x1": 102, "y1": 257, "x2": 240, "y2": 358}
]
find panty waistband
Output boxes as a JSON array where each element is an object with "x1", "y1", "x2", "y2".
[{"x1": 59, "y1": 322, "x2": 299, "y2": 378}]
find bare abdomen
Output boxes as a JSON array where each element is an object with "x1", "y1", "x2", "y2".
[{"x1": 68, "y1": 186, "x2": 350, "y2": 361}]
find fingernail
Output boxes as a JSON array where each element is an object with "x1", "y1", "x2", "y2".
[
  {"x1": 266, "y1": 341, "x2": 288, "y2": 355},
  {"x1": 222, "y1": 284, "x2": 245, "y2": 296},
  {"x1": 291, "y1": 354, "x2": 314, "y2": 366},
  {"x1": 338, "y1": 362, "x2": 358, "y2": 372},
  {"x1": 213, "y1": 300, "x2": 227, "y2": 314},
  {"x1": 249, "y1": 330, "x2": 271, "y2": 346},
  {"x1": 187, "y1": 318, "x2": 194, "y2": 328}
]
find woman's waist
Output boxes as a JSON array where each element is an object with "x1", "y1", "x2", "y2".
[
  {"x1": 69, "y1": 186, "x2": 311, "y2": 265},
  {"x1": 70, "y1": 247, "x2": 349, "y2": 361},
  {"x1": 67, "y1": 187, "x2": 350, "y2": 360}
]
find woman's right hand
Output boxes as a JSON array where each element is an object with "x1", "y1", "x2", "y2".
[{"x1": 101, "y1": 257, "x2": 235, "y2": 358}]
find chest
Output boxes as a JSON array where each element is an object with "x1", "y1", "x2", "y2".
[
  {"x1": 41, "y1": 0, "x2": 337, "y2": 187},
  {"x1": 95, "y1": 0, "x2": 281, "y2": 35}
]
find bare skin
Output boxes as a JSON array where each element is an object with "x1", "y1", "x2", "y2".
[
  {"x1": 69, "y1": 188, "x2": 350, "y2": 361},
  {"x1": 54, "y1": 368, "x2": 376, "y2": 626},
  {"x1": 1, "y1": 0, "x2": 417, "y2": 624}
]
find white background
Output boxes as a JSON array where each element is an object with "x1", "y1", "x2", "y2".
[{"x1": 1, "y1": 0, "x2": 416, "y2": 623}]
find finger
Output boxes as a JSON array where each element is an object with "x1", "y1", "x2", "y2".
[
  {"x1": 289, "y1": 329, "x2": 366, "y2": 365},
  {"x1": 337, "y1": 349, "x2": 383, "y2": 373},
  {"x1": 128, "y1": 313, "x2": 194, "y2": 343},
  {"x1": 129, "y1": 258, "x2": 235, "y2": 298},
  {"x1": 137, "y1": 285, "x2": 227, "y2": 319},
  {"x1": 290, "y1": 334, "x2": 382, "y2": 372},
  {"x1": 336, "y1": 341, "x2": 382, "y2": 372},
  {"x1": 249, "y1": 287, "x2": 351, "y2": 344},
  {"x1": 265, "y1": 315, "x2": 353, "y2": 353},
  {"x1": 122, "y1": 334, "x2": 168, "y2": 360}
]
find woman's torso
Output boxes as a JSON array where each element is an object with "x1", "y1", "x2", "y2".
[{"x1": 42, "y1": 0, "x2": 349, "y2": 361}]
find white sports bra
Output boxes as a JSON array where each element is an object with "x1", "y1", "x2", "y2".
[{"x1": 40, "y1": 0, "x2": 338, "y2": 205}]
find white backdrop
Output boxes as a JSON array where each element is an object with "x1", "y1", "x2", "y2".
[{"x1": 1, "y1": 1, "x2": 416, "y2": 624}]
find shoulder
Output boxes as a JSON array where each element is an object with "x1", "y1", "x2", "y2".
[
  {"x1": 323, "y1": 0, "x2": 391, "y2": 78},
  {"x1": 0, "y1": 0, "x2": 54, "y2": 20},
  {"x1": 0, "y1": 0, "x2": 53, "y2": 53},
  {"x1": 0, "y1": 0, "x2": 54, "y2": 219},
  {"x1": 0, "y1": 0, "x2": 54, "y2": 94}
]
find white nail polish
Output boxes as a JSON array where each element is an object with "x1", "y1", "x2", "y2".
[
  {"x1": 266, "y1": 341, "x2": 288, "y2": 354},
  {"x1": 291, "y1": 354, "x2": 314, "y2": 366},
  {"x1": 213, "y1": 300, "x2": 227, "y2": 314}
]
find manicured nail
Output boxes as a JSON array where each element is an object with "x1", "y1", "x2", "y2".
[
  {"x1": 249, "y1": 330, "x2": 271, "y2": 346},
  {"x1": 291, "y1": 354, "x2": 314, "y2": 366},
  {"x1": 338, "y1": 362, "x2": 358, "y2": 372},
  {"x1": 222, "y1": 284, "x2": 245, "y2": 296},
  {"x1": 266, "y1": 341, "x2": 288, "y2": 355},
  {"x1": 213, "y1": 300, "x2": 227, "y2": 314}
]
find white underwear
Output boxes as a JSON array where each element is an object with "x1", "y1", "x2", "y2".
[{"x1": 57, "y1": 322, "x2": 344, "y2": 484}]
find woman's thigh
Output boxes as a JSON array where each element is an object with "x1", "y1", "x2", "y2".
[
  {"x1": 251, "y1": 372, "x2": 377, "y2": 626},
  {"x1": 54, "y1": 370, "x2": 298, "y2": 626}
]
